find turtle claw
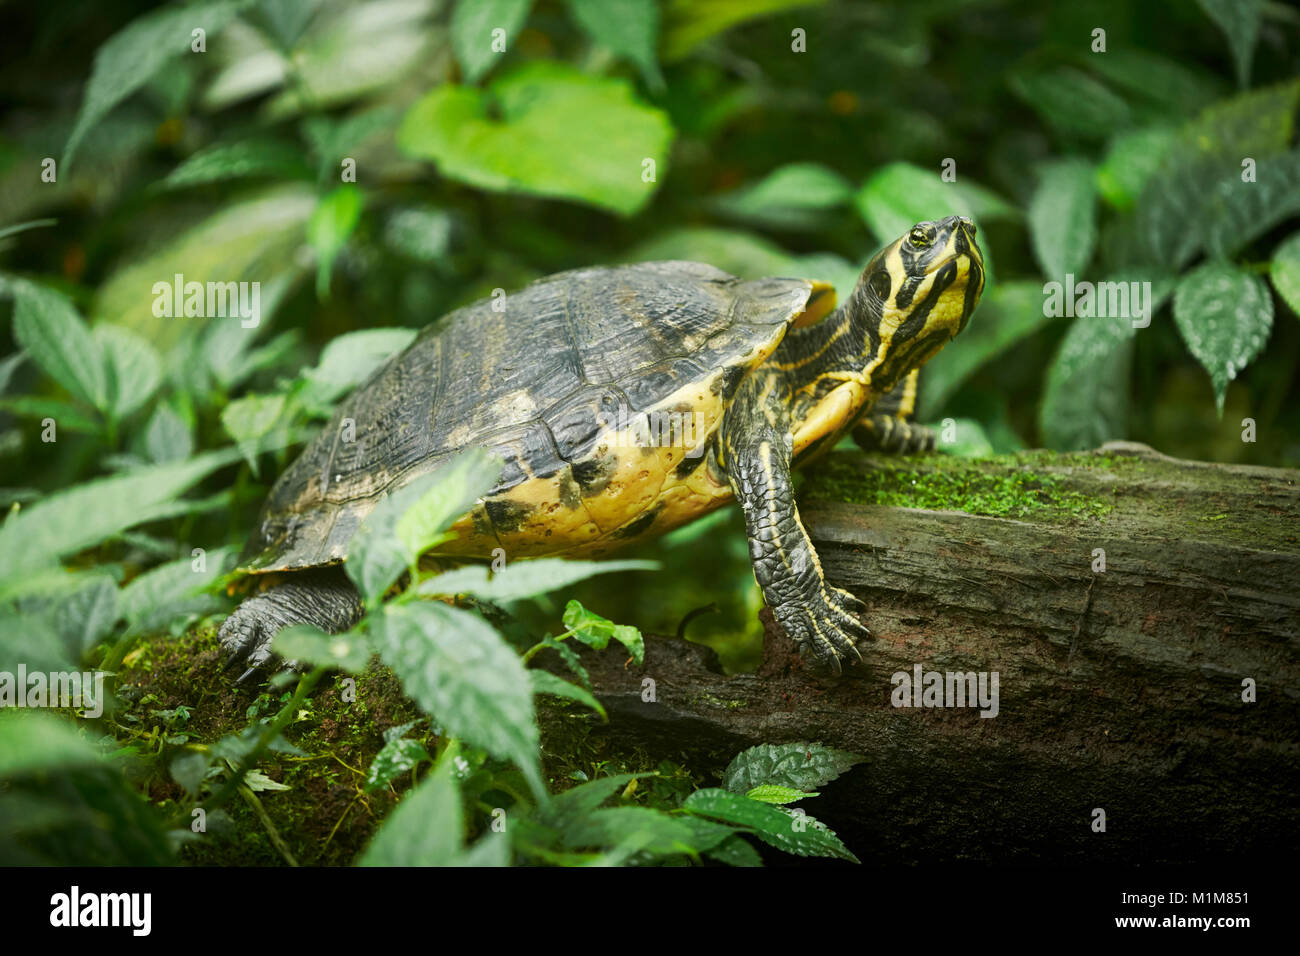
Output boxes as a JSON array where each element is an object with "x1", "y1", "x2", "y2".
[{"x1": 774, "y1": 585, "x2": 872, "y2": 675}]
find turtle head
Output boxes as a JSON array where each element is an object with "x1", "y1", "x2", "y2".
[{"x1": 852, "y1": 215, "x2": 984, "y2": 392}]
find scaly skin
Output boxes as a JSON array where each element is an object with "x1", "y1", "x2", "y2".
[{"x1": 218, "y1": 567, "x2": 362, "y2": 683}]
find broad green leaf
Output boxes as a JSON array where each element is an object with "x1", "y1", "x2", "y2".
[
  {"x1": 1040, "y1": 314, "x2": 1134, "y2": 450},
  {"x1": 11, "y1": 280, "x2": 106, "y2": 410},
  {"x1": 419, "y1": 557, "x2": 658, "y2": 603},
  {"x1": 0, "y1": 713, "x2": 101, "y2": 778},
  {"x1": 712, "y1": 162, "x2": 852, "y2": 230},
  {"x1": 365, "y1": 725, "x2": 431, "y2": 792},
  {"x1": 272, "y1": 623, "x2": 372, "y2": 673},
  {"x1": 220, "y1": 392, "x2": 289, "y2": 473},
  {"x1": 162, "y1": 139, "x2": 312, "y2": 189},
  {"x1": 398, "y1": 62, "x2": 673, "y2": 216},
  {"x1": 721, "y1": 742, "x2": 863, "y2": 794},
  {"x1": 562, "y1": 600, "x2": 645, "y2": 665},
  {"x1": 1028, "y1": 159, "x2": 1097, "y2": 281},
  {"x1": 1086, "y1": 49, "x2": 1221, "y2": 118},
  {"x1": 683, "y1": 788, "x2": 857, "y2": 861},
  {"x1": 706, "y1": 833, "x2": 764, "y2": 866},
  {"x1": 0, "y1": 450, "x2": 237, "y2": 593},
  {"x1": 746, "y1": 784, "x2": 818, "y2": 804},
  {"x1": 360, "y1": 752, "x2": 463, "y2": 865},
  {"x1": 1096, "y1": 127, "x2": 1176, "y2": 211},
  {"x1": 1271, "y1": 232, "x2": 1300, "y2": 317},
  {"x1": 119, "y1": 549, "x2": 232, "y2": 634},
  {"x1": 542, "y1": 774, "x2": 639, "y2": 832},
  {"x1": 54, "y1": 575, "x2": 120, "y2": 655},
  {"x1": 95, "y1": 324, "x2": 162, "y2": 419},
  {"x1": 563, "y1": 806, "x2": 722, "y2": 856},
  {"x1": 300, "y1": 328, "x2": 416, "y2": 408},
  {"x1": 307, "y1": 185, "x2": 363, "y2": 298},
  {"x1": 1202, "y1": 148, "x2": 1300, "y2": 259},
  {"x1": 567, "y1": 0, "x2": 663, "y2": 88},
  {"x1": 855, "y1": 162, "x2": 1015, "y2": 243},
  {"x1": 918, "y1": 281, "x2": 1056, "y2": 419},
  {"x1": 1173, "y1": 262, "x2": 1273, "y2": 414},
  {"x1": 529, "y1": 670, "x2": 606, "y2": 720},
  {"x1": 0, "y1": 396, "x2": 103, "y2": 435},
  {"x1": 661, "y1": 0, "x2": 824, "y2": 61},
  {"x1": 375, "y1": 602, "x2": 543, "y2": 797},
  {"x1": 143, "y1": 403, "x2": 193, "y2": 463},
  {"x1": 63, "y1": 2, "x2": 249, "y2": 169},
  {"x1": 394, "y1": 448, "x2": 503, "y2": 560},
  {"x1": 1195, "y1": 0, "x2": 1263, "y2": 88},
  {"x1": 450, "y1": 0, "x2": 534, "y2": 83},
  {"x1": 1009, "y1": 66, "x2": 1131, "y2": 139}
]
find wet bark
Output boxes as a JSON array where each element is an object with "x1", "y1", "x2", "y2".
[{"x1": 544, "y1": 443, "x2": 1300, "y2": 864}]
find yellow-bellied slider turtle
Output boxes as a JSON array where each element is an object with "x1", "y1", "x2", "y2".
[{"x1": 220, "y1": 216, "x2": 984, "y2": 681}]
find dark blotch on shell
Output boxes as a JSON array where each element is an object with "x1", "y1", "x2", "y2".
[
  {"x1": 614, "y1": 504, "x2": 661, "y2": 539},
  {"x1": 485, "y1": 499, "x2": 533, "y2": 533},
  {"x1": 572, "y1": 453, "x2": 616, "y2": 496}
]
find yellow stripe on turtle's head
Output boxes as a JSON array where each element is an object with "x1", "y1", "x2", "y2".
[{"x1": 852, "y1": 215, "x2": 984, "y2": 394}]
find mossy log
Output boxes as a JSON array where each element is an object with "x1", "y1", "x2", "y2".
[{"x1": 548, "y1": 443, "x2": 1300, "y2": 864}]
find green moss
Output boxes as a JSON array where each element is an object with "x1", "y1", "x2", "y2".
[{"x1": 804, "y1": 452, "x2": 1114, "y2": 522}]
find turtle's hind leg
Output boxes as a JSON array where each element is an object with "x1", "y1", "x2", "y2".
[{"x1": 218, "y1": 566, "x2": 362, "y2": 684}]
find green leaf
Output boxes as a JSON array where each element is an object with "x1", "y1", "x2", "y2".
[
  {"x1": 721, "y1": 742, "x2": 863, "y2": 794},
  {"x1": 419, "y1": 557, "x2": 658, "y2": 603},
  {"x1": 220, "y1": 392, "x2": 289, "y2": 473},
  {"x1": 272, "y1": 623, "x2": 372, "y2": 673},
  {"x1": 660, "y1": 0, "x2": 824, "y2": 61},
  {"x1": 95, "y1": 324, "x2": 163, "y2": 419},
  {"x1": 143, "y1": 403, "x2": 193, "y2": 464},
  {"x1": 561, "y1": 600, "x2": 645, "y2": 665},
  {"x1": 11, "y1": 280, "x2": 105, "y2": 410},
  {"x1": 64, "y1": 1, "x2": 249, "y2": 170},
  {"x1": 855, "y1": 162, "x2": 1015, "y2": 243},
  {"x1": 393, "y1": 448, "x2": 504, "y2": 562},
  {"x1": 529, "y1": 670, "x2": 606, "y2": 720},
  {"x1": 1009, "y1": 66, "x2": 1131, "y2": 139},
  {"x1": 398, "y1": 62, "x2": 673, "y2": 216},
  {"x1": 562, "y1": 806, "x2": 721, "y2": 856},
  {"x1": 745, "y1": 784, "x2": 818, "y2": 804},
  {"x1": 0, "y1": 713, "x2": 101, "y2": 778},
  {"x1": 307, "y1": 185, "x2": 363, "y2": 298},
  {"x1": 0, "y1": 396, "x2": 103, "y2": 434},
  {"x1": 119, "y1": 551, "x2": 229, "y2": 634},
  {"x1": 1096, "y1": 127, "x2": 1176, "y2": 211},
  {"x1": 365, "y1": 726, "x2": 431, "y2": 792},
  {"x1": 1202, "y1": 148, "x2": 1300, "y2": 260},
  {"x1": 918, "y1": 281, "x2": 1058, "y2": 419},
  {"x1": 683, "y1": 788, "x2": 858, "y2": 862},
  {"x1": 54, "y1": 575, "x2": 120, "y2": 655},
  {"x1": 1173, "y1": 262, "x2": 1273, "y2": 414},
  {"x1": 1195, "y1": 0, "x2": 1264, "y2": 88},
  {"x1": 0, "y1": 450, "x2": 238, "y2": 594},
  {"x1": 1271, "y1": 232, "x2": 1300, "y2": 317},
  {"x1": 706, "y1": 833, "x2": 764, "y2": 866},
  {"x1": 375, "y1": 602, "x2": 543, "y2": 797},
  {"x1": 1028, "y1": 159, "x2": 1097, "y2": 281},
  {"x1": 162, "y1": 139, "x2": 312, "y2": 189},
  {"x1": 450, "y1": 0, "x2": 534, "y2": 83},
  {"x1": 566, "y1": 0, "x2": 663, "y2": 88},
  {"x1": 299, "y1": 328, "x2": 417, "y2": 407},
  {"x1": 712, "y1": 162, "x2": 852, "y2": 230},
  {"x1": 360, "y1": 751, "x2": 463, "y2": 865}
]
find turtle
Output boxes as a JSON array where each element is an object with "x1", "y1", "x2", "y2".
[{"x1": 219, "y1": 215, "x2": 984, "y2": 682}]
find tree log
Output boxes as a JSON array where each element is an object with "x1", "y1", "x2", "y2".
[{"x1": 544, "y1": 443, "x2": 1300, "y2": 864}]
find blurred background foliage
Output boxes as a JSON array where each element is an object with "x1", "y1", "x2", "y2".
[{"x1": 1, "y1": 0, "x2": 1299, "y2": 669}]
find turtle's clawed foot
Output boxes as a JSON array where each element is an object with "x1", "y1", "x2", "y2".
[
  {"x1": 774, "y1": 586, "x2": 871, "y2": 675},
  {"x1": 218, "y1": 603, "x2": 291, "y2": 684}
]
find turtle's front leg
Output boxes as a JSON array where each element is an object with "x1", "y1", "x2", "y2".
[{"x1": 722, "y1": 415, "x2": 870, "y2": 674}]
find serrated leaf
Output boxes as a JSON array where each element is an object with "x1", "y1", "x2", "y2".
[
  {"x1": 561, "y1": 600, "x2": 644, "y2": 665},
  {"x1": 1271, "y1": 232, "x2": 1300, "y2": 317},
  {"x1": 855, "y1": 162, "x2": 1015, "y2": 243},
  {"x1": 53, "y1": 575, "x2": 119, "y2": 655},
  {"x1": 375, "y1": 601, "x2": 543, "y2": 797},
  {"x1": 119, "y1": 549, "x2": 232, "y2": 634},
  {"x1": 392, "y1": 448, "x2": 503, "y2": 564},
  {"x1": 1195, "y1": 0, "x2": 1263, "y2": 88},
  {"x1": 143, "y1": 404, "x2": 193, "y2": 464},
  {"x1": 299, "y1": 328, "x2": 416, "y2": 407},
  {"x1": 450, "y1": 0, "x2": 533, "y2": 83},
  {"x1": 567, "y1": 0, "x2": 662, "y2": 88},
  {"x1": 1202, "y1": 148, "x2": 1300, "y2": 259},
  {"x1": 272, "y1": 622, "x2": 372, "y2": 673},
  {"x1": 1028, "y1": 159, "x2": 1097, "y2": 281},
  {"x1": 11, "y1": 280, "x2": 105, "y2": 410},
  {"x1": 683, "y1": 788, "x2": 857, "y2": 862},
  {"x1": 95, "y1": 324, "x2": 162, "y2": 419},
  {"x1": 63, "y1": 2, "x2": 249, "y2": 170},
  {"x1": 365, "y1": 732, "x2": 431, "y2": 792},
  {"x1": 1173, "y1": 261, "x2": 1273, "y2": 414},
  {"x1": 307, "y1": 185, "x2": 363, "y2": 298},
  {"x1": 419, "y1": 557, "x2": 658, "y2": 603},
  {"x1": 721, "y1": 741, "x2": 863, "y2": 794},
  {"x1": 220, "y1": 392, "x2": 289, "y2": 473},
  {"x1": 745, "y1": 784, "x2": 818, "y2": 804},
  {"x1": 530, "y1": 670, "x2": 606, "y2": 719},
  {"x1": 561, "y1": 806, "x2": 714, "y2": 856},
  {"x1": 543, "y1": 774, "x2": 640, "y2": 833},
  {"x1": 706, "y1": 833, "x2": 764, "y2": 867},
  {"x1": 398, "y1": 62, "x2": 673, "y2": 216},
  {"x1": 360, "y1": 752, "x2": 462, "y2": 865}
]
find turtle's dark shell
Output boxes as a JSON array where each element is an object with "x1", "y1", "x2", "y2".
[{"x1": 244, "y1": 261, "x2": 826, "y2": 572}]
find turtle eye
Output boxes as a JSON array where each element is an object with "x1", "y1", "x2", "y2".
[
  {"x1": 909, "y1": 226, "x2": 932, "y2": 247},
  {"x1": 869, "y1": 270, "x2": 891, "y2": 300}
]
